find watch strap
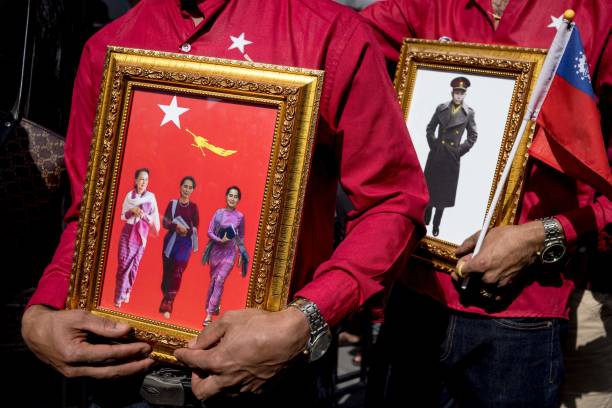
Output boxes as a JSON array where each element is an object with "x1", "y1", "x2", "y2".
[
  {"x1": 538, "y1": 217, "x2": 566, "y2": 263},
  {"x1": 289, "y1": 297, "x2": 330, "y2": 360}
]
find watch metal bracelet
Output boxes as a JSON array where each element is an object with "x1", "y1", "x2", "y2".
[{"x1": 289, "y1": 297, "x2": 331, "y2": 361}]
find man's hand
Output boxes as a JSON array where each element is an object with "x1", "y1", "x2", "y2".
[
  {"x1": 452, "y1": 221, "x2": 545, "y2": 287},
  {"x1": 22, "y1": 305, "x2": 155, "y2": 378},
  {"x1": 174, "y1": 307, "x2": 310, "y2": 400}
]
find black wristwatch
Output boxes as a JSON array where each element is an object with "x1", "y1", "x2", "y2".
[
  {"x1": 289, "y1": 297, "x2": 332, "y2": 362},
  {"x1": 539, "y1": 217, "x2": 566, "y2": 264}
]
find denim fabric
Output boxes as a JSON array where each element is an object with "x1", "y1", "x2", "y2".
[{"x1": 367, "y1": 284, "x2": 567, "y2": 408}]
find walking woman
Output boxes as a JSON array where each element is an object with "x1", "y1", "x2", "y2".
[
  {"x1": 114, "y1": 168, "x2": 160, "y2": 308},
  {"x1": 160, "y1": 176, "x2": 199, "y2": 319},
  {"x1": 202, "y1": 186, "x2": 249, "y2": 326}
]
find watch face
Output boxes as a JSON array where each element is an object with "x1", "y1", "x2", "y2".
[
  {"x1": 542, "y1": 243, "x2": 565, "y2": 263},
  {"x1": 310, "y1": 333, "x2": 332, "y2": 362}
]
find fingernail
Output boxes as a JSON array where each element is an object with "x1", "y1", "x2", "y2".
[{"x1": 187, "y1": 339, "x2": 196, "y2": 348}]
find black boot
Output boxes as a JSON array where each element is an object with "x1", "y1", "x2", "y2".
[
  {"x1": 424, "y1": 205, "x2": 433, "y2": 225},
  {"x1": 432, "y1": 207, "x2": 444, "y2": 237}
]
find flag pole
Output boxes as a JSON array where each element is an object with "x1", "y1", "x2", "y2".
[{"x1": 460, "y1": 9, "x2": 576, "y2": 290}]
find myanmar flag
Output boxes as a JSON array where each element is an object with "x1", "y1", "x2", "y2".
[{"x1": 530, "y1": 27, "x2": 612, "y2": 199}]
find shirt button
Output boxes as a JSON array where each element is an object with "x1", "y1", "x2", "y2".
[{"x1": 180, "y1": 43, "x2": 192, "y2": 53}]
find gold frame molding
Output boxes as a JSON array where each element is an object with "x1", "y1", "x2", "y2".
[
  {"x1": 394, "y1": 39, "x2": 546, "y2": 272},
  {"x1": 66, "y1": 47, "x2": 323, "y2": 363}
]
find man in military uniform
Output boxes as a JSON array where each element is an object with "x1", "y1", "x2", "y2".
[{"x1": 423, "y1": 76, "x2": 478, "y2": 236}]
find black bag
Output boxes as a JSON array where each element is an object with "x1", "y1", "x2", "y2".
[{"x1": 0, "y1": 0, "x2": 67, "y2": 351}]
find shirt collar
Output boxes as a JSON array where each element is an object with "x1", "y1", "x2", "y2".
[{"x1": 172, "y1": 0, "x2": 229, "y2": 16}]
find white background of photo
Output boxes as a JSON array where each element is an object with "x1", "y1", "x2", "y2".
[{"x1": 407, "y1": 68, "x2": 516, "y2": 245}]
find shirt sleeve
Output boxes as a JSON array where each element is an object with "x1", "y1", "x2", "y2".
[
  {"x1": 208, "y1": 210, "x2": 223, "y2": 242},
  {"x1": 28, "y1": 43, "x2": 99, "y2": 309},
  {"x1": 162, "y1": 201, "x2": 178, "y2": 232},
  {"x1": 294, "y1": 19, "x2": 428, "y2": 326},
  {"x1": 360, "y1": 0, "x2": 416, "y2": 68}
]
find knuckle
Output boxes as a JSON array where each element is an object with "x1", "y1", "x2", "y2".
[
  {"x1": 475, "y1": 257, "x2": 489, "y2": 270},
  {"x1": 60, "y1": 346, "x2": 80, "y2": 364},
  {"x1": 61, "y1": 366, "x2": 79, "y2": 378},
  {"x1": 210, "y1": 353, "x2": 227, "y2": 370},
  {"x1": 193, "y1": 389, "x2": 208, "y2": 400},
  {"x1": 482, "y1": 273, "x2": 497, "y2": 284}
]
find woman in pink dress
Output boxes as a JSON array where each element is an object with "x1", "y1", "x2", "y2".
[
  {"x1": 202, "y1": 186, "x2": 249, "y2": 326},
  {"x1": 114, "y1": 168, "x2": 160, "y2": 308}
]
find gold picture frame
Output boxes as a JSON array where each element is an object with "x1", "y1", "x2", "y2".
[
  {"x1": 394, "y1": 39, "x2": 546, "y2": 272},
  {"x1": 67, "y1": 47, "x2": 323, "y2": 363}
]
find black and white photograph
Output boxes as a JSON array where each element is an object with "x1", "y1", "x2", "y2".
[{"x1": 407, "y1": 69, "x2": 516, "y2": 245}]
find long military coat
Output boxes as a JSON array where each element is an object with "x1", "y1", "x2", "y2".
[{"x1": 423, "y1": 101, "x2": 478, "y2": 208}]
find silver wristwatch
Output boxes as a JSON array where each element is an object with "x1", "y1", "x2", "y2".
[
  {"x1": 289, "y1": 297, "x2": 332, "y2": 362},
  {"x1": 539, "y1": 217, "x2": 566, "y2": 264}
]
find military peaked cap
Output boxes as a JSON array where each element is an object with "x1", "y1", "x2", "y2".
[{"x1": 450, "y1": 76, "x2": 471, "y2": 91}]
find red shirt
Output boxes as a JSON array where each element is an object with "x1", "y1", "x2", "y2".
[
  {"x1": 28, "y1": 0, "x2": 428, "y2": 326},
  {"x1": 362, "y1": 0, "x2": 612, "y2": 318}
]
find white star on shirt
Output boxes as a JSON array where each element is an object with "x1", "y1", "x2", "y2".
[
  {"x1": 228, "y1": 33, "x2": 253, "y2": 54},
  {"x1": 158, "y1": 96, "x2": 189, "y2": 129},
  {"x1": 547, "y1": 14, "x2": 564, "y2": 29}
]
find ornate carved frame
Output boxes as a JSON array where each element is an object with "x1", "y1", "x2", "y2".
[
  {"x1": 67, "y1": 47, "x2": 323, "y2": 362},
  {"x1": 394, "y1": 39, "x2": 546, "y2": 273}
]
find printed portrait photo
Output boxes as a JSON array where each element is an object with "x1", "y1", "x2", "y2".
[
  {"x1": 406, "y1": 68, "x2": 516, "y2": 245},
  {"x1": 98, "y1": 89, "x2": 278, "y2": 330}
]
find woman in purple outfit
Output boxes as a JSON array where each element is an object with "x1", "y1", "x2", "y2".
[
  {"x1": 159, "y1": 176, "x2": 199, "y2": 319},
  {"x1": 114, "y1": 168, "x2": 160, "y2": 308},
  {"x1": 202, "y1": 186, "x2": 249, "y2": 326}
]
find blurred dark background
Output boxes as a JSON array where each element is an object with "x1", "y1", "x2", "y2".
[{"x1": 0, "y1": 0, "x2": 133, "y2": 134}]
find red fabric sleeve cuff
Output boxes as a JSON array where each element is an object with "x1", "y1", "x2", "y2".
[
  {"x1": 555, "y1": 214, "x2": 577, "y2": 248},
  {"x1": 555, "y1": 205, "x2": 600, "y2": 250},
  {"x1": 27, "y1": 274, "x2": 70, "y2": 310},
  {"x1": 294, "y1": 270, "x2": 360, "y2": 327}
]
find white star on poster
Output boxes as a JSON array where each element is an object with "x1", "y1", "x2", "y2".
[
  {"x1": 158, "y1": 96, "x2": 189, "y2": 128},
  {"x1": 547, "y1": 14, "x2": 564, "y2": 29},
  {"x1": 228, "y1": 33, "x2": 253, "y2": 54}
]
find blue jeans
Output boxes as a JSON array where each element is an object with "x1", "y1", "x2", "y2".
[{"x1": 366, "y1": 284, "x2": 567, "y2": 407}]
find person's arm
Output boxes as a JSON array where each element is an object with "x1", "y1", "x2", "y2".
[
  {"x1": 148, "y1": 193, "x2": 161, "y2": 235},
  {"x1": 360, "y1": 0, "x2": 417, "y2": 69},
  {"x1": 163, "y1": 201, "x2": 180, "y2": 232},
  {"x1": 454, "y1": 42, "x2": 612, "y2": 286},
  {"x1": 238, "y1": 214, "x2": 245, "y2": 241},
  {"x1": 293, "y1": 21, "x2": 428, "y2": 327},
  {"x1": 193, "y1": 203, "x2": 200, "y2": 228},
  {"x1": 207, "y1": 210, "x2": 224, "y2": 242},
  {"x1": 22, "y1": 41, "x2": 154, "y2": 378},
  {"x1": 425, "y1": 107, "x2": 440, "y2": 149},
  {"x1": 190, "y1": 203, "x2": 199, "y2": 233},
  {"x1": 120, "y1": 192, "x2": 135, "y2": 221},
  {"x1": 459, "y1": 108, "x2": 477, "y2": 156}
]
